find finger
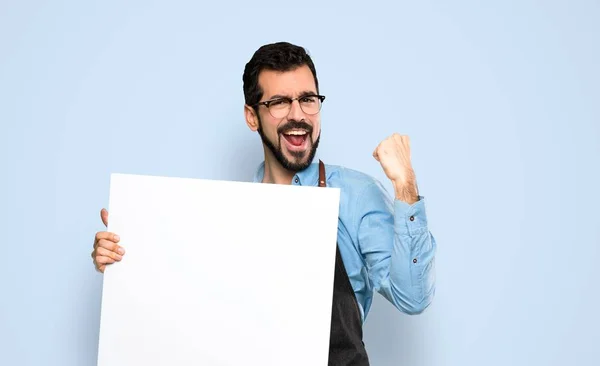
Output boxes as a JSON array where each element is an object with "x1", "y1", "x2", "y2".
[
  {"x1": 91, "y1": 253, "x2": 103, "y2": 272},
  {"x1": 97, "y1": 238, "x2": 125, "y2": 255},
  {"x1": 403, "y1": 135, "x2": 412, "y2": 157},
  {"x1": 97, "y1": 246, "x2": 123, "y2": 261},
  {"x1": 101, "y1": 208, "x2": 109, "y2": 227},
  {"x1": 402, "y1": 135, "x2": 410, "y2": 149},
  {"x1": 94, "y1": 231, "x2": 120, "y2": 246},
  {"x1": 393, "y1": 133, "x2": 404, "y2": 145},
  {"x1": 95, "y1": 255, "x2": 116, "y2": 265}
]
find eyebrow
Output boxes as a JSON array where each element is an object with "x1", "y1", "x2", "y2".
[{"x1": 267, "y1": 90, "x2": 318, "y2": 100}]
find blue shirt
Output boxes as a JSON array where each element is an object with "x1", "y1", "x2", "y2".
[{"x1": 253, "y1": 161, "x2": 437, "y2": 322}]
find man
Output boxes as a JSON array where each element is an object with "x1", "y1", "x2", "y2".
[{"x1": 91, "y1": 42, "x2": 436, "y2": 365}]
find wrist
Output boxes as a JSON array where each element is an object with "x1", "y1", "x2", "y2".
[{"x1": 392, "y1": 179, "x2": 419, "y2": 204}]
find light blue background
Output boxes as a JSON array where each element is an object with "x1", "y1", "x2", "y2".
[{"x1": 1, "y1": 0, "x2": 598, "y2": 365}]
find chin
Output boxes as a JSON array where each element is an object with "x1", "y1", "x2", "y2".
[{"x1": 282, "y1": 149, "x2": 316, "y2": 172}]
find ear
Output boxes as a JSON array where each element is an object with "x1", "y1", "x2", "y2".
[{"x1": 244, "y1": 105, "x2": 259, "y2": 132}]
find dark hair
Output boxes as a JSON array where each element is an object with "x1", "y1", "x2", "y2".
[{"x1": 243, "y1": 42, "x2": 319, "y2": 108}]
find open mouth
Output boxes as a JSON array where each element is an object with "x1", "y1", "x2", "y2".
[{"x1": 281, "y1": 130, "x2": 309, "y2": 148}]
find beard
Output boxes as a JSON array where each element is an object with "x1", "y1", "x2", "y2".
[{"x1": 257, "y1": 116, "x2": 320, "y2": 172}]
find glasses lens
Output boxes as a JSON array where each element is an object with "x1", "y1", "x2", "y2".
[
  {"x1": 269, "y1": 99, "x2": 291, "y2": 118},
  {"x1": 299, "y1": 96, "x2": 321, "y2": 115}
]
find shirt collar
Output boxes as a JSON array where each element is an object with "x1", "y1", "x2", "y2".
[{"x1": 252, "y1": 160, "x2": 320, "y2": 187}]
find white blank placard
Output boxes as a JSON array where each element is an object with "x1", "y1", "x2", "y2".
[{"x1": 96, "y1": 173, "x2": 341, "y2": 366}]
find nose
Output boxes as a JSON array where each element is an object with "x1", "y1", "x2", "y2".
[{"x1": 287, "y1": 99, "x2": 306, "y2": 121}]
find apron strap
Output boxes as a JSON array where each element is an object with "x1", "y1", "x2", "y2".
[
  {"x1": 319, "y1": 160, "x2": 326, "y2": 187},
  {"x1": 318, "y1": 158, "x2": 370, "y2": 365}
]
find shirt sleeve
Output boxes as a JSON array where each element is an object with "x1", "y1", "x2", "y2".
[{"x1": 354, "y1": 180, "x2": 436, "y2": 315}]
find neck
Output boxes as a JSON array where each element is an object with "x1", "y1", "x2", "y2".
[{"x1": 262, "y1": 152, "x2": 296, "y2": 185}]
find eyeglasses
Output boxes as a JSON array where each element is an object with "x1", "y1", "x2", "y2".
[{"x1": 254, "y1": 94, "x2": 326, "y2": 119}]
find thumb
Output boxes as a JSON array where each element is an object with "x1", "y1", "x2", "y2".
[
  {"x1": 100, "y1": 208, "x2": 109, "y2": 227},
  {"x1": 372, "y1": 148, "x2": 380, "y2": 162}
]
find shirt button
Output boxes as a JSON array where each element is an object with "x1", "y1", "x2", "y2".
[
  {"x1": 413, "y1": 258, "x2": 417, "y2": 263},
  {"x1": 409, "y1": 216, "x2": 415, "y2": 221},
  {"x1": 294, "y1": 177, "x2": 299, "y2": 183}
]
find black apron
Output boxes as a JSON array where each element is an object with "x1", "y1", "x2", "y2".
[{"x1": 319, "y1": 160, "x2": 370, "y2": 366}]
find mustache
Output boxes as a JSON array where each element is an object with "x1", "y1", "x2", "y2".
[{"x1": 277, "y1": 120, "x2": 313, "y2": 135}]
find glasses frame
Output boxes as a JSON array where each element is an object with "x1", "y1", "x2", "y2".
[{"x1": 253, "y1": 94, "x2": 326, "y2": 118}]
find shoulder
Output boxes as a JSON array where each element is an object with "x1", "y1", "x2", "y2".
[
  {"x1": 324, "y1": 163, "x2": 393, "y2": 224},
  {"x1": 324, "y1": 163, "x2": 389, "y2": 199}
]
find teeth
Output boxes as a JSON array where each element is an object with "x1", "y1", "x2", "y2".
[{"x1": 285, "y1": 130, "x2": 307, "y2": 136}]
